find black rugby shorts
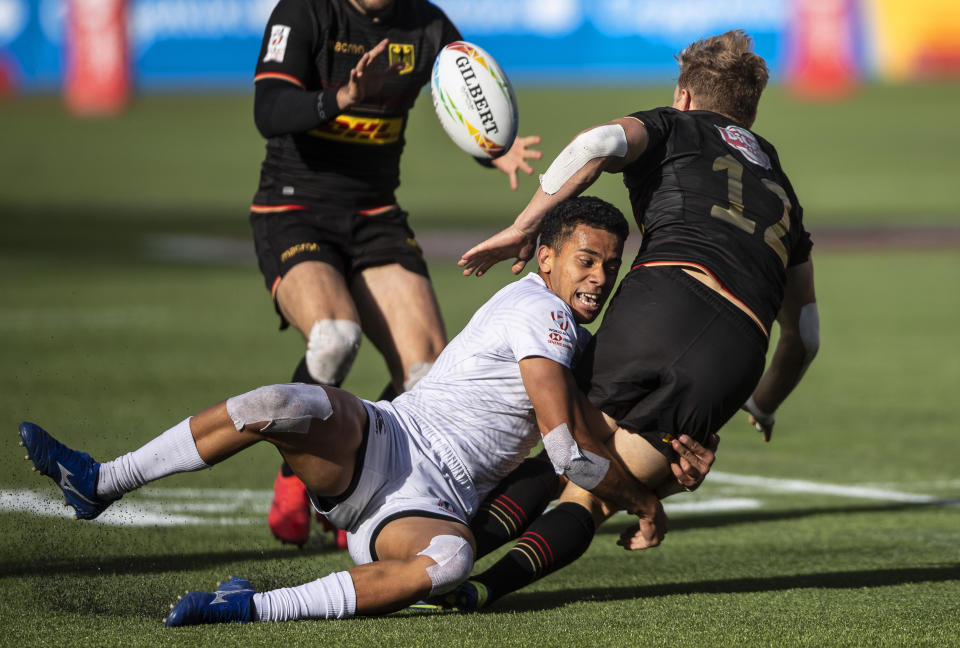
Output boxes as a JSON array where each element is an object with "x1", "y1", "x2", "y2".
[
  {"x1": 575, "y1": 266, "x2": 768, "y2": 460},
  {"x1": 250, "y1": 202, "x2": 430, "y2": 293}
]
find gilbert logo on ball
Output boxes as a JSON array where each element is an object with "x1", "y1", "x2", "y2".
[{"x1": 431, "y1": 41, "x2": 518, "y2": 159}]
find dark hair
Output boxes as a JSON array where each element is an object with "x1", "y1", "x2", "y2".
[
  {"x1": 539, "y1": 196, "x2": 630, "y2": 251},
  {"x1": 676, "y1": 30, "x2": 769, "y2": 128}
]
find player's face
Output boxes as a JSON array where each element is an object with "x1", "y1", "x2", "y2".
[{"x1": 540, "y1": 224, "x2": 623, "y2": 324}]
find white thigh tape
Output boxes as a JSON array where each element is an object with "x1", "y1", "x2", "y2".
[
  {"x1": 542, "y1": 422, "x2": 610, "y2": 491},
  {"x1": 539, "y1": 124, "x2": 628, "y2": 195},
  {"x1": 226, "y1": 383, "x2": 333, "y2": 435},
  {"x1": 417, "y1": 534, "x2": 473, "y2": 596}
]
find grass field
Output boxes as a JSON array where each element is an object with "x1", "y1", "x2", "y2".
[{"x1": 2, "y1": 84, "x2": 959, "y2": 646}]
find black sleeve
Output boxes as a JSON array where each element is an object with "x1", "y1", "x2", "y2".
[
  {"x1": 252, "y1": 0, "x2": 343, "y2": 137},
  {"x1": 254, "y1": 79, "x2": 341, "y2": 138}
]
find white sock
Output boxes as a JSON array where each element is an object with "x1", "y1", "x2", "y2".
[
  {"x1": 96, "y1": 418, "x2": 209, "y2": 499},
  {"x1": 252, "y1": 571, "x2": 357, "y2": 622}
]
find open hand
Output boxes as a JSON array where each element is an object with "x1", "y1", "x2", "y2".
[
  {"x1": 670, "y1": 433, "x2": 719, "y2": 491},
  {"x1": 458, "y1": 225, "x2": 537, "y2": 277},
  {"x1": 491, "y1": 135, "x2": 542, "y2": 190}
]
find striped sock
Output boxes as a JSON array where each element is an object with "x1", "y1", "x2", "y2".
[
  {"x1": 470, "y1": 455, "x2": 559, "y2": 558},
  {"x1": 473, "y1": 502, "x2": 595, "y2": 604}
]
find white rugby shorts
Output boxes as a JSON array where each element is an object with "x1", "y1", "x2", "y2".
[{"x1": 311, "y1": 400, "x2": 476, "y2": 566}]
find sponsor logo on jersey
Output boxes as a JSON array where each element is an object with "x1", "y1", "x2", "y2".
[
  {"x1": 546, "y1": 327, "x2": 572, "y2": 351},
  {"x1": 389, "y1": 43, "x2": 415, "y2": 75},
  {"x1": 551, "y1": 311, "x2": 570, "y2": 331},
  {"x1": 333, "y1": 41, "x2": 365, "y2": 55},
  {"x1": 263, "y1": 24, "x2": 291, "y2": 63},
  {"x1": 309, "y1": 115, "x2": 403, "y2": 145},
  {"x1": 716, "y1": 124, "x2": 771, "y2": 170}
]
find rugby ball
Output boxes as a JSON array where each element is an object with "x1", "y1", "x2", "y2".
[{"x1": 431, "y1": 41, "x2": 518, "y2": 159}]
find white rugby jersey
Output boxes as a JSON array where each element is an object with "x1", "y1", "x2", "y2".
[{"x1": 390, "y1": 273, "x2": 591, "y2": 508}]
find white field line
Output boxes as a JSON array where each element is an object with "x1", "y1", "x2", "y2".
[
  {"x1": 0, "y1": 489, "x2": 266, "y2": 527},
  {"x1": 707, "y1": 471, "x2": 953, "y2": 504},
  {"x1": 2, "y1": 472, "x2": 955, "y2": 527}
]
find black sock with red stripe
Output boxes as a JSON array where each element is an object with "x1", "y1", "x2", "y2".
[
  {"x1": 473, "y1": 502, "x2": 596, "y2": 604},
  {"x1": 470, "y1": 455, "x2": 560, "y2": 558}
]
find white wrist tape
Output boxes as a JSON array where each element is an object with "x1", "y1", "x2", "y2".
[
  {"x1": 542, "y1": 422, "x2": 610, "y2": 491},
  {"x1": 744, "y1": 396, "x2": 775, "y2": 427},
  {"x1": 798, "y1": 302, "x2": 820, "y2": 379},
  {"x1": 539, "y1": 124, "x2": 628, "y2": 195}
]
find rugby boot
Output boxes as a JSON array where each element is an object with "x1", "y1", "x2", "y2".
[
  {"x1": 408, "y1": 580, "x2": 489, "y2": 613},
  {"x1": 18, "y1": 421, "x2": 117, "y2": 520},
  {"x1": 164, "y1": 576, "x2": 255, "y2": 626},
  {"x1": 268, "y1": 469, "x2": 311, "y2": 547}
]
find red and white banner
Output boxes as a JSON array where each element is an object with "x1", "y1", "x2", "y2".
[
  {"x1": 64, "y1": 0, "x2": 131, "y2": 115},
  {"x1": 787, "y1": 0, "x2": 858, "y2": 99}
]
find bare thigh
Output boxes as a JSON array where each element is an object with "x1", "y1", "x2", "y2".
[
  {"x1": 347, "y1": 516, "x2": 475, "y2": 614},
  {"x1": 275, "y1": 261, "x2": 359, "y2": 340},
  {"x1": 559, "y1": 427, "x2": 672, "y2": 522},
  {"x1": 351, "y1": 264, "x2": 446, "y2": 386}
]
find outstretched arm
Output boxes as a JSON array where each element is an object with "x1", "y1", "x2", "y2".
[
  {"x1": 743, "y1": 259, "x2": 819, "y2": 441},
  {"x1": 459, "y1": 117, "x2": 648, "y2": 277},
  {"x1": 519, "y1": 356, "x2": 659, "y2": 518}
]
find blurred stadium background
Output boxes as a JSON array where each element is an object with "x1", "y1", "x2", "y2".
[{"x1": 1, "y1": 1, "x2": 959, "y2": 646}]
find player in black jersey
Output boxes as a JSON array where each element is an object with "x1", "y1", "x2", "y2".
[
  {"x1": 249, "y1": 0, "x2": 542, "y2": 547},
  {"x1": 451, "y1": 30, "x2": 819, "y2": 609}
]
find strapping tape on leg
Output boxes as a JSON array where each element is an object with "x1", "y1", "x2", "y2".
[
  {"x1": 403, "y1": 361, "x2": 433, "y2": 392},
  {"x1": 417, "y1": 534, "x2": 473, "y2": 596},
  {"x1": 306, "y1": 320, "x2": 362, "y2": 385},
  {"x1": 226, "y1": 383, "x2": 332, "y2": 435}
]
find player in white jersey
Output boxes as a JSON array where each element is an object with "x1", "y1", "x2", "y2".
[{"x1": 18, "y1": 197, "x2": 712, "y2": 626}]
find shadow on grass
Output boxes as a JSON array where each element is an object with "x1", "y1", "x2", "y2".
[
  {"x1": 0, "y1": 545, "x2": 343, "y2": 579},
  {"x1": 596, "y1": 500, "x2": 956, "y2": 537},
  {"x1": 496, "y1": 563, "x2": 960, "y2": 613}
]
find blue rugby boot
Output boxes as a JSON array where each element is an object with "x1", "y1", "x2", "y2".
[
  {"x1": 18, "y1": 421, "x2": 117, "y2": 520},
  {"x1": 164, "y1": 576, "x2": 256, "y2": 627}
]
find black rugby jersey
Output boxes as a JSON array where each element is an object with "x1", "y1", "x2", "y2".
[
  {"x1": 624, "y1": 107, "x2": 812, "y2": 332},
  {"x1": 253, "y1": 0, "x2": 460, "y2": 207}
]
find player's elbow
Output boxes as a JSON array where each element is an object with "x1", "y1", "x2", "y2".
[
  {"x1": 798, "y1": 301, "x2": 820, "y2": 364},
  {"x1": 254, "y1": 100, "x2": 281, "y2": 138},
  {"x1": 253, "y1": 81, "x2": 290, "y2": 138}
]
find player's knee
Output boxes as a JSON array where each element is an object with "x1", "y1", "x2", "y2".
[
  {"x1": 416, "y1": 534, "x2": 474, "y2": 596},
  {"x1": 225, "y1": 383, "x2": 333, "y2": 434},
  {"x1": 402, "y1": 361, "x2": 433, "y2": 392},
  {"x1": 305, "y1": 320, "x2": 363, "y2": 385}
]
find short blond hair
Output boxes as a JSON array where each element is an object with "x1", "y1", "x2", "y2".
[{"x1": 676, "y1": 30, "x2": 769, "y2": 128}]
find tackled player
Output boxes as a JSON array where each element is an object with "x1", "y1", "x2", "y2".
[{"x1": 19, "y1": 197, "x2": 715, "y2": 625}]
